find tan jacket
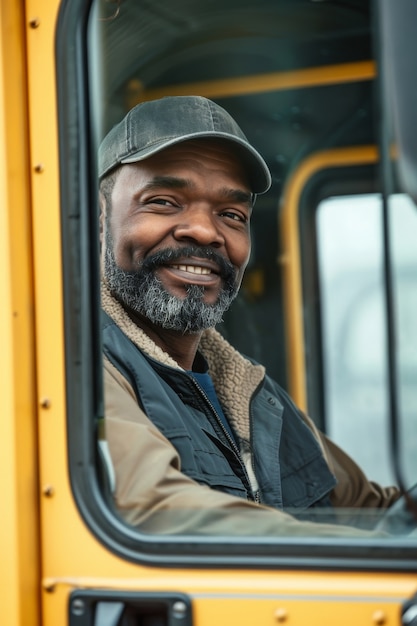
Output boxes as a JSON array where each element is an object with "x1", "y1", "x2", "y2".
[{"x1": 102, "y1": 286, "x2": 399, "y2": 537}]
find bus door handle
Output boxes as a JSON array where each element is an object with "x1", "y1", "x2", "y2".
[{"x1": 69, "y1": 590, "x2": 193, "y2": 626}]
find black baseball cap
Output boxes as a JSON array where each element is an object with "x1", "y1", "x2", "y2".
[{"x1": 98, "y1": 95, "x2": 271, "y2": 194}]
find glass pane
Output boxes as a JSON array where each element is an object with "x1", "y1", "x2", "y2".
[
  {"x1": 317, "y1": 193, "x2": 417, "y2": 487},
  {"x1": 389, "y1": 194, "x2": 417, "y2": 484},
  {"x1": 84, "y1": 0, "x2": 416, "y2": 545}
]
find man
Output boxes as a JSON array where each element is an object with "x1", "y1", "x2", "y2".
[{"x1": 99, "y1": 95, "x2": 399, "y2": 536}]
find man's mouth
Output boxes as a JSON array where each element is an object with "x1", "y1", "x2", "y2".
[
  {"x1": 170, "y1": 264, "x2": 212, "y2": 276},
  {"x1": 140, "y1": 246, "x2": 234, "y2": 284}
]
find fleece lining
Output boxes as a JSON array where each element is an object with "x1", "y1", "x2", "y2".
[{"x1": 101, "y1": 282, "x2": 265, "y2": 443}]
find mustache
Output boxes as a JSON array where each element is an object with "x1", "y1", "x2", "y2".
[{"x1": 138, "y1": 246, "x2": 236, "y2": 283}]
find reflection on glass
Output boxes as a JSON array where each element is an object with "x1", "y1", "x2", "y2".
[
  {"x1": 317, "y1": 193, "x2": 417, "y2": 487},
  {"x1": 88, "y1": 0, "x2": 416, "y2": 542}
]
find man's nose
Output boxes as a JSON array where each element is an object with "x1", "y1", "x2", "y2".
[{"x1": 173, "y1": 207, "x2": 225, "y2": 247}]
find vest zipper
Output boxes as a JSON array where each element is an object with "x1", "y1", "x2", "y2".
[
  {"x1": 188, "y1": 375, "x2": 258, "y2": 502},
  {"x1": 249, "y1": 381, "x2": 264, "y2": 505}
]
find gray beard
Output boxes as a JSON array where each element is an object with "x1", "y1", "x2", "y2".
[{"x1": 104, "y1": 230, "x2": 239, "y2": 334}]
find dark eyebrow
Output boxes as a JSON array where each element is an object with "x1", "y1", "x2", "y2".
[
  {"x1": 220, "y1": 187, "x2": 253, "y2": 208},
  {"x1": 141, "y1": 176, "x2": 191, "y2": 192}
]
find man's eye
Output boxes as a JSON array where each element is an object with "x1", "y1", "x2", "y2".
[
  {"x1": 152, "y1": 198, "x2": 172, "y2": 205},
  {"x1": 221, "y1": 210, "x2": 247, "y2": 223},
  {"x1": 147, "y1": 197, "x2": 176, "y2": 207}
]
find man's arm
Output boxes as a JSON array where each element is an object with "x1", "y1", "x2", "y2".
[
  {"x1": 103, "y1": 358, "x2": 381, "y2": 538},
  {"x1": 299, "y1": 413, "x2": 400, "y2": 510}
]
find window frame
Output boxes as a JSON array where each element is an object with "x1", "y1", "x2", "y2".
[
  {"x1": 298, "y1": 163, "x2": 380, "y2": 431},
  {"x1": 56, "y1": 0, "x2": 417, "y2": 570}
]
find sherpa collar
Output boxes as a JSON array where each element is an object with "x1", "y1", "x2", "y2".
[{"x1": 101, "y1": 283, "x2": 265, "y2": 442}]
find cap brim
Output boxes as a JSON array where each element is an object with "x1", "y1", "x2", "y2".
[{"x1": 120, "y1": 131, "x2": 272, "y2": 195}]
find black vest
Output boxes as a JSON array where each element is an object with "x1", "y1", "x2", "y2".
[{"x1": 102, "y1": 312, "x2": 337, "y2": 513}]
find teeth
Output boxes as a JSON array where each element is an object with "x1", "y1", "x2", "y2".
[{"x1": 171, "y1": 264, "x2": 211, "y2": 275}]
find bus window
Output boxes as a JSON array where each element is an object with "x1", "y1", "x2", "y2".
[
  {"x1": 316, "y1": 193, "x2": 417, "y2": 486},
  {"x1": 54, "y1": 0, "x2": 417, "y2": 563}
]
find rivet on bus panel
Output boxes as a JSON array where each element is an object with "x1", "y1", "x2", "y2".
[
  {"x1": 42, "y1": 485, "x2": 55, "y2": 497},
  {"x1": 29, "y1": 17, "x2": 40, "y2": 28},
  {"x1": 372, "y1": 610, "x2": 387, "y2": 625},
  {"x1": 42, "y1": 579, "x2": 56, "y2": 593},
  {"x1": 274, "y1": 608, "x2": 288, "y2": 622},
  {"x1": 34, "y1": 163, "x2": 44, "y2": 173},
  {"x1": 40, "y1": 397, "x2": 51, "y2": 409}
]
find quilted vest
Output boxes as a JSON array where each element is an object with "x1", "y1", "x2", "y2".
[{"x1": 102, "y1": 312, "x2": 337, "y2": 512}]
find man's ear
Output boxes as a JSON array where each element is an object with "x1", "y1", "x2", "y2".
[{"x1": 99, "y1": 191, "x2": 106, "y2": 244}]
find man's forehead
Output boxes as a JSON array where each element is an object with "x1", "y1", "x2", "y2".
[{"x1": 142, "y1": 174, "x2": 251, "y2": 199}]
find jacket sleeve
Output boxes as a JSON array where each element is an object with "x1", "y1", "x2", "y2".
[
  {"x1": 299, "y1": 413, "x2": 400, "y2": 509},
  {"x1": 103, "y1": 358, "x2": 383, "y2": 538}
]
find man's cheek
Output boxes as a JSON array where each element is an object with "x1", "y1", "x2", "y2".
[{"x1": 112, "y1": 244, "x2": 138, "y2": 271}]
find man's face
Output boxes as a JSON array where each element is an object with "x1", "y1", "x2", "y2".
[{"x1": 101, "y1": 139, "x2": 253, "y2": 333}]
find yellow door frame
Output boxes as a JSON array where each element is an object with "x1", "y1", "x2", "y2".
[
  {"x1": 279, "y1": 145, "x2": 380, "y2": 409},
  {"x1": 0, "y1": 2, "x2": 40, "y2": 625}
]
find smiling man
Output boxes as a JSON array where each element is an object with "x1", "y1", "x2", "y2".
[
  {"x1": 99, "y1": 96, "x2": 399, "y2": 536},
  {"x1": 102, "y1": 138, "x2": 252, "y2": 365}
]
